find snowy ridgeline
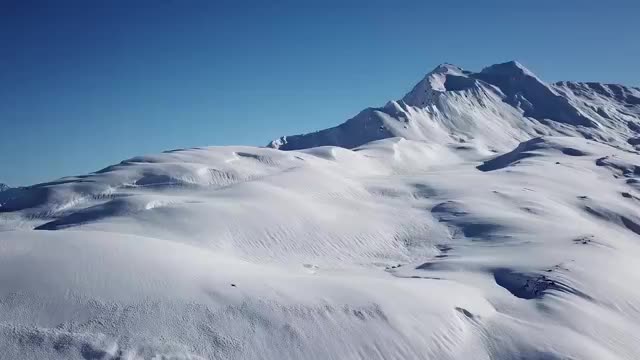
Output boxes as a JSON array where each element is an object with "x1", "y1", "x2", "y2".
[
  {"x1": 269, "y1": 61, "x2": 640, "y2": 154},
  {"x1": 1, "y1": 62, "x2": 640, "y2": 359}
]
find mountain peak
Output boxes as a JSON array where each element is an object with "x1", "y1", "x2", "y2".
[
  {"x1": 471, "y1": 60, "x2": 595, "y2": 127},
  {"x1": 480, "y1": 60, "x2": 537, "y2": 78},
  {"x1": 401, "y1": 63, "x2": 477, "y2": 106},
  {"x1": 428, "y1": 63, "x2": 464, "y2": 76},
  {"x1": 268, "y1": 60, "x2": 639, "y2": 151}
]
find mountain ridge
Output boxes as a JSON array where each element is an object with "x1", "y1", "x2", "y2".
[{"x1": 268, "y1": 60, "x2": 640, "y2": 153}]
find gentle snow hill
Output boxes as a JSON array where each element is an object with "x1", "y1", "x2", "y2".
[
  {"x1": 1, "y1": 61, "x2": 640, "y2": 359},
  {"x1": 1, "y1": 136, "x2": 640, "y2": 359},
  {"x1": 268, "y1": 61, "x2": 640, "y2": 153}
]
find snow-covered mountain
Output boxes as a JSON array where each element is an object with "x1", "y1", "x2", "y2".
[
  {"x1": 0, "y1": 184, "x2": 8, "y2": 192},
  {"x1": 269, "y1": 61, "x2": 640, "y2": 153},
  {"x1": 1, "y1": 61, "x2": 640, "y2": 360}
]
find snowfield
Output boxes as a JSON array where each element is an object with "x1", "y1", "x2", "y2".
[{"x1": 2, "y1": 62, "x2": 640, "y2": 359}]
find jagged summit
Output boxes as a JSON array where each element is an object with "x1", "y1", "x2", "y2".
[
  {"x1": 429, "y1": 62, "x2": 465, "y2": 76},
  {"x1": 479, "y1": 60, "x2": 537, "y2": 78},
  {"x1": 404, "y1": 60, "x2": 535, "y2": 104},
  {"x1": 268, "y1": 60, "x2": 640, "y2": 151},
  {"x1": 402, "y1": 62, "x2": 478, "y2": 106},
  {"x1": 472, "y1": 61, "x2": 595, "y2": 127}
]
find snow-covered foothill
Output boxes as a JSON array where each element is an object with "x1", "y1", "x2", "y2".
[{"x1": 1, "y1": 61, "x2": 640, "y2": 359}]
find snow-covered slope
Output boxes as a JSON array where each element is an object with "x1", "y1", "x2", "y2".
[
  {"x1": 269, "y1": 61, "x2": 640, "y2": 153},
  {"x1": 0, "y1": 184, "x2": 9, "y2": 192},
  {"x1": 1, "y1": 62, "x2": 640, "y2": 360}
]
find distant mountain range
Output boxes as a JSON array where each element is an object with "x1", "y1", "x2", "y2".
[{"x1": 269, "y1": 60, "x2": 640, "y2": 153}]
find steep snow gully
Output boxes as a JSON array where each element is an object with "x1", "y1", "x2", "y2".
[{"x1": 2, "y1": 61, "x2": 640, "y2": 359}]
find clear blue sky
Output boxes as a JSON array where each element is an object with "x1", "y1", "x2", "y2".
[{"x1": 1, "y1": 0, "x2": 638, "y2": 186}]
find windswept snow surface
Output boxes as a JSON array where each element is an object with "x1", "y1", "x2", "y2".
[{"x1": 2, "y1": 62, "x2": 640, "y2": 359}]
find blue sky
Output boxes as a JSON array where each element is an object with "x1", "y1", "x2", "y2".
[{"x1": 1, "y1": 0, "x2": 639, "y2": 185}]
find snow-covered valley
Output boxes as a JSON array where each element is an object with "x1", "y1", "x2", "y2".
[{"x1": 1, "y1": 61, "x2": 640, "y2": 359}]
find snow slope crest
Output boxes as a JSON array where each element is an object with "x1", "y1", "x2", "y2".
[{"x1": 3, "y1": 134, "x2": 640, "y2": 359}]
